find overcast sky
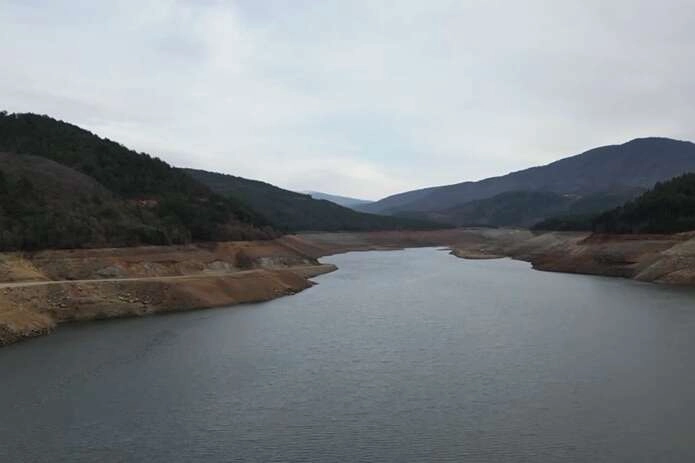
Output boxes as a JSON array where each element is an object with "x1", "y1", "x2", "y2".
[{"x1": 2, "y1": 1, "x2": 694, "y2": 199}]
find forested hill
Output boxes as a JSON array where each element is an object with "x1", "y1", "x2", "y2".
[
  {"x1": 592, "y1": 173, "x2": 695, "y2": 234},
  {"x1": 185, "y1": 169, "x2": 444, "y2": 232},
  {"x1": 0, "y1": 112, "x2": 273, "y2": 250}
]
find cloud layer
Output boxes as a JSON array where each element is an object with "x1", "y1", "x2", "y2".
[{"x1": 2, "y1": 0, "x2": 694, "y2": 199}]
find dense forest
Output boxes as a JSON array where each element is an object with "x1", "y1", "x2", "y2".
[
  {"x1": 0, "y1": 112, "x2": 274, "y2": 250},
  {"x1": 185, "y1": 169, "x2": 443, "y2": 232},
  {"x1": 534, "y1": 173, "x2": 695, "y2": 233},
  {"x1": 592, "y1": 173, "x2": 695, "y2": 233}
]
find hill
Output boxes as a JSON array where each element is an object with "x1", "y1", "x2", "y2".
[
  {"x1": 410, "y1": 190, "x2": 638, "y2": 228},
  {"x1": 185, "y1": 169, "x2": 443, "y2": 232},
  {"x1": 360, "y1": 138, "x2": 695, "y2": 216},
  {"x1": 0, "y1": 152, "x2": 157, "y2": 250},
  {"x1": 592, "y1": 173, "x2": 695, "y2": 233},
  {"x1": 301, "y1": 191, "x2": 373, "y2": 209},
  {"x1": 0, "y1": 112, "x2": 273, "y2": 250}
]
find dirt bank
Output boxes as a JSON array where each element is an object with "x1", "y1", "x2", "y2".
[
  {"x1": 0, "y1": 239, "x2": 335, "y2": 346},
  {"x1": 289, "y1": 229, "x2": 531, "y2": 257},
  {"x1": 446, "y1": 230, "x2": 695, "y2": 285},
  {"x1": 292, "y1": 228, "x2": 695, "y2": 285}
]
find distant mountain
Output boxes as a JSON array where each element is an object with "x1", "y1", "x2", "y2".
[
  {"x1": 301, "y1": 191, "x2": 373, "y2": 209},
  {"x1": 406, "y1": 189, "x2": 640, "y2": 228},
  {"x1": 359, "y1": 138, "x2": 695, "y2": 219},
  {"x1": 185, "y1": 169, "x2": 442, "y2": 232},
  {"x1": 0, "y1": 112, "x2": 273, "y2": 250}
]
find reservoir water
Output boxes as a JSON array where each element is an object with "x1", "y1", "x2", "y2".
[{"x1": 2, "y1": 248, "x2": 695, "y2": 462}]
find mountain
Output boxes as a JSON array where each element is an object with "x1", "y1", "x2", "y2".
[
  {"x1": 301, "y1": 191, "x2": 373, "y2": 209},
  {"x1": 0, "y1": 112, "x2": 273, "y2": 250},
  {"x1": 407, "y1": 189, "x2": 640, "y2": 228},
  {"x1": 185, "y1": 169, "x2": 443, "y2": 232},
  {"x1": 359, "y1": 138, "x2": 695, "y2": 217}
]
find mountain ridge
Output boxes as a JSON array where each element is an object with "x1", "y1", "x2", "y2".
[
  {"x1": 359, "y1": 137, "x2": 695, "y2": 217},
  {"x1": 301, "y1": 191, "x2": 373, "y2": 209},
  {"x1": 185, "y1": 168, "x2": 443, "y2": 232}
]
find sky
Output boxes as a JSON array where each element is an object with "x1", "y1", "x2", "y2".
[{"x1": 2, "y1": 1, "x2": 695, "y2": 200}]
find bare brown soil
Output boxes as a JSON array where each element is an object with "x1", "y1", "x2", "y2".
[
  {"x1": 446, "y1": 230, "x2": 695, "y2": 285},
  {"x1": 0, "y1": 239, "x2": 335, "y2": 346}
]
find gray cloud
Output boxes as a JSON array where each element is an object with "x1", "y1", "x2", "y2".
[{"x1": 2, "y1": 0, "x2": 694, "y2": 199}]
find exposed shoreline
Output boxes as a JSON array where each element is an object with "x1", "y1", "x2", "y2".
[
  {"x1": 0, "y1": 239, "x2": 338, "y2": 346},
  {"x1": 2, "y1": 228, "x2": 694, "y2": 346},
  {"x1": 294, "y1": 228, "x2": 695, "y2": 285}
]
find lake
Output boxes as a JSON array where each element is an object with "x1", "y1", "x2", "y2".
[{"x1": 1, "y1": 248, "x2": 695, "y2": 462}]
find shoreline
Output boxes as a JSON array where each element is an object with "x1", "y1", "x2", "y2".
[
  {"x1": 293, "y1": 229, "x2": 695, "y2": 285},
  {"x1": 0, "y1": 239, "x2": 338, "y2": 346},
  {"x1": 2, "y1": 228, "x2": 695, "y2": 346}
]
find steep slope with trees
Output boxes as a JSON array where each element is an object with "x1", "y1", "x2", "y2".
[
  {"x1": 592, "y1": 173, "x2": 695, "y2": 233},
  {"x1": 0, "y1": 112, "x2": 273, "y2": 250}
]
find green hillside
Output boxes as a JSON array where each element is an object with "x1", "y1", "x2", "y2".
[
  {"x1": 0, "y1": 112, "x2": 274, "y2": 250},
  {"x1": 185, "y1": 169, "x2": 444, "y2": 232},
  {"x1": 593, "y1": 173, "x2": 695, "y2": 233}
]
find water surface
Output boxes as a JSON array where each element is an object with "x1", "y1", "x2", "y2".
[{"x1": 2, "y1": 248, "x2": 695, "y2": 462}]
